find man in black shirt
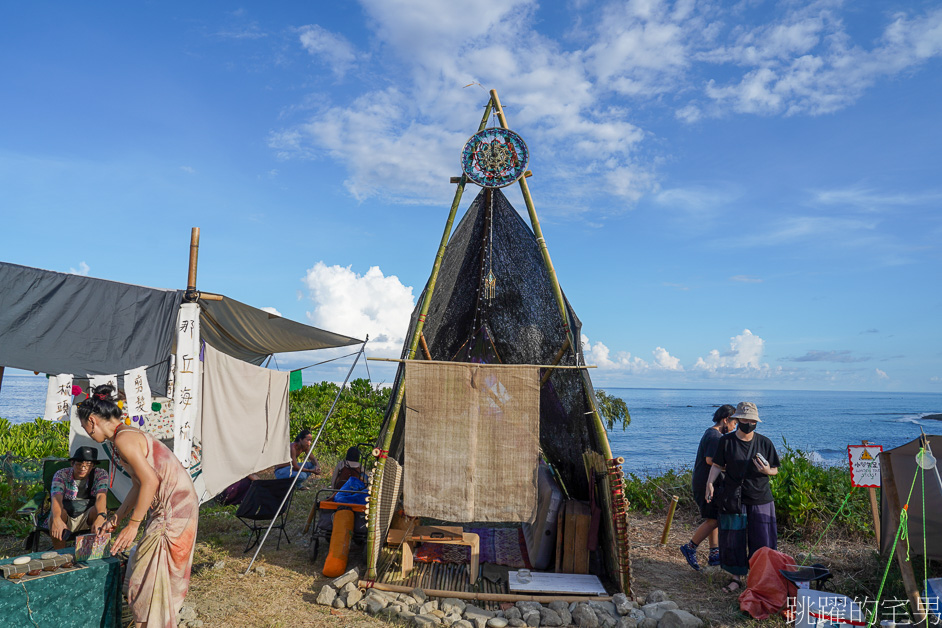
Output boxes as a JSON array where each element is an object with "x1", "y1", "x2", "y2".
[
  {"x1": 706, "y1": 401, "x2": 780, "y2": 591},
  {"x1": 680, "y1": 404, "x2": 737, "y2": 571}
]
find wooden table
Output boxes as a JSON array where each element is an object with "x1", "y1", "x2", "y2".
[{"x1": 387, "y1": 525, "x2": 480, "y2": 583}]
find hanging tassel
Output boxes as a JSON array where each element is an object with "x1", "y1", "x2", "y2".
[{"x1": 484, "y1": 270, "x2": 496, "y2": 300}]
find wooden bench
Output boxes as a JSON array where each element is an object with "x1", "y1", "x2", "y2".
[{"x1": 387, "y1": 525, "x2": 480, "y2": 583}]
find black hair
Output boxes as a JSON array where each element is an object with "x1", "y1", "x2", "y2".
[
  {"x1": 713, "y1": 404, "x2": 736, "y2": 423},
  {"x1": 76, "y1": 384, "x2": 123, "y2": 423},
  {"x1": 345, "y1": 446, "x2": 360, "y2": 463},
  {"x1": 294, "y1": 429, "x2": 312, "y2": 443}
]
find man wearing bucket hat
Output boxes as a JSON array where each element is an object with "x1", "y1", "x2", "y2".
[
  {"x1": 705, "y1": 401, "x2": 781, "y2": 592},
  {"x1": 46, "y1": 446, "x2": 110, "y2": 549}
]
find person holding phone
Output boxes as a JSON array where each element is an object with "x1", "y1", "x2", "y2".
[{"x1": 705, "y1": 401, "x2": 780, "y2": 592}]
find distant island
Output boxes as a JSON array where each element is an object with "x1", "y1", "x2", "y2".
[{"x1": 924, "y1": 413, "x2": 942, "y2": 421}]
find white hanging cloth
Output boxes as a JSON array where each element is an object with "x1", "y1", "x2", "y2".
[
  {"x1": 43, "y1": 374, "x2": 73, "y2": 422},
  {"x1": 172, "y1": 302, "x2": 201, "y2": 467}
]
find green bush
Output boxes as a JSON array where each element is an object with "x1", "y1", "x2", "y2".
[
  {"x1": 0, "y1": 417, "x2": 70, "y2": 460},
  {"x1": 288, "y1": 378, "x2": 390, "y2": 459}
]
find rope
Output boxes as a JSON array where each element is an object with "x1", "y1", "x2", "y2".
[
  {"x1": 291, "y1": 351, "x2": 360, "y2": 372},
  {"x1": 798, "y1": 487, "x2": 856, "y2": 566},
  {"x1": 866, "y1": 448, "x2": 923, "y2": 628}
]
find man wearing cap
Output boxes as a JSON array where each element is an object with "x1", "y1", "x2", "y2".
[
  {"x1": 705, "y1": 401, "x2": 780, "y2": 592},
  {"x1": 46, "y1": 446, "x2": 110, "y2": 549}
]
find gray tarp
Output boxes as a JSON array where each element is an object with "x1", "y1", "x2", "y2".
[
  {"x1": 0, "y1": 261, "x2": 363, "y2": 395},
  {"x1": 200, "y1": 296, "x2": 360, "y2": 365},
  {"x1": 0, "y1": 261, "x2": 181, "y2": 396},
  {"x1": 880, "y1": 434, "x2": 942, "y2": 560}
]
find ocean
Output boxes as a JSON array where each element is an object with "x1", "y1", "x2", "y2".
[{"x1": 3, "y1": 374, "x2": 940, "y2": 474}]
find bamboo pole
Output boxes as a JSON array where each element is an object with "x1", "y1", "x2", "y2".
[
  {"x1": 367, "y1": 357, "x2": 595, "y2": 369},
  {"x1": 359, "y1": 580, "x2": 612, "y2": 603},
  {"x1": 488, "y1": 89, "x2": 614, "y2": 463},
  {"x1": 879, "y1": 451, "x2": 925, "y2": 624},
  {"x1": 540, "y1": 337, "x2": 572, "y2": 387},
  {"x1": 365, "y1": 99, "x2": 496, "y2": 579},
  {"x1": 185, "y1": 227, "x2": 200, "y2": 300},
  {"x1": 0, "y1": 366, "x2": 4, "y2": 394},
  {"x1": 659, "y1": 495, "x2": 680, "y2": 546},
  {"x1": 420, "y1": 333, "x2": 432, "y2": 360}
]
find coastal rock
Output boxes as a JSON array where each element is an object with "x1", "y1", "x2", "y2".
[
  {"x1": 613, "y1": 593, "x2": 634, "y2": 616},
  {"x1": 315, "y1": 585, "x2": 337, "y2": 606},
  {"x1": 539, "y1": 607, "x2": 563, "y2": 626},
  {"x1": 590, "y1": 600, "x2": 618, "y2": 618},
  {"x1": 644, "y1": 591, "x2": 669, "y2": 605},
  {"x1": 507, "y1": 620, "x2": 527, "y2": 628},
  {"x1": 640, "y1": 619, "x2": 658, "y2": 628},
  {"x1": 629, "y1": 609, "x2": 646, "y2": 622},
  {"x1": 442, "y1": 598, "x2": 467, "y2": 615},
  {"x1": 487, "y1": 618, "x2": 509, "y2": 628},
  {"x1": 331, "y1": 568, "x2": 359, "y2": 589},
  {"x1": 503, "y1": 607, "x2": 522, "y2": 620},
  {"x1": 522, "y1": 610, "x2": 541, "y2": 627},
  {"x1": 572, "y1": 604, "x2": 600, "y2": 628},
  {"x1": 657, "y1": 610, "x2": 703, "y2": 628},
  {"x1": 616, "y1": 618, "x2": 639, "y2": 628},
  {"x1": 549, "y1": 600, "x2": 572, "y2": 624},
  {"x1": 516, "y1": 601, "x2": 543, "y2": 614},
  {"x1": 642, "y1": 601, "x2": 678, "y2": 620}
]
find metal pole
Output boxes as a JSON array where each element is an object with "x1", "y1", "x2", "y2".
[{"x1": 244, "y1": 338, "x2": 368, "y2": 574}]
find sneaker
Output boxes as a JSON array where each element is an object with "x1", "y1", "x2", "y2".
[
  {"x1": 680, "y1": 542, "x2": 700, "y2": 571},
  {"x1": 708, "y1": 548, "x2": 721, "y2": 567}
]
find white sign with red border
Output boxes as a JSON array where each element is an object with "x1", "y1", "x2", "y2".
[{"x1": 848, "y1": 444, "x2": 882, "y2": 488}]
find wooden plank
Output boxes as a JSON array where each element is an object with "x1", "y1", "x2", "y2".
[
  {"x1": 508, "y1": 571, "x2": 606, "y2": 595},
  {"x1": 572, "y1": 502, "x2": 591, "y2": 574},
  {"x1": 563, "y1": 501, "x2": 577, "y2": 573}
]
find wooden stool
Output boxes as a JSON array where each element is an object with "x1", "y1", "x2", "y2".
[{"x1": 387, "y1": 525, "x2": 480, "y2": 583}]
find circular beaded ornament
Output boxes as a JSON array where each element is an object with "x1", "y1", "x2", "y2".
[{"x1": 461, "y1": 128, "x2": 529, "y2": 188}]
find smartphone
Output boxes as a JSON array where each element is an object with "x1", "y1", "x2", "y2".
[{"x1": 755, "y1": 452, "x2": 768, "y2": 466}]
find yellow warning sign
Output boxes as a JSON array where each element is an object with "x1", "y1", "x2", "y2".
[
  {"x1": 859, "y1": 449, "x2": 873, "y2": 461},
  {"x1": 848, "y1": 445, "x2": 882, "y2": 487}
]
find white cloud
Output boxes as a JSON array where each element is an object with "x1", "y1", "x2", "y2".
[
  {"x1": 652, "y1": 346, "x2": 683, "y2": 370},
  {"x1": 302, "y1": 262, "x2": 415, "y2": 354},
  {"x1": 875, "y1": 368, "x2": 889, "y2": 380},
  {"x1": 298, "y1": 25, "x2": 357, "y2": 77},
  {"x1": 730, "y1": 275, "x2": 762, "y2": 283},
  {"x1": 69, "y1": 262, "x2": 90, "y2": 276},
  {"x1": 180, "y1": 166, "x2": 196, "y2": 175},
  {"x1": 693, "y1": 329, "x2": 767, "y2": 372},
  {"x1": 260, "y1": 306, "x2": 282, "y2": 317},
  {"x1": 582, "y1": 336, "x2": 682, "y2": 372}
]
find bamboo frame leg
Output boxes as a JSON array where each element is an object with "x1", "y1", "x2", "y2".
[{"x1": 660, "y1": 495, "x2": 679, "y2": 546}]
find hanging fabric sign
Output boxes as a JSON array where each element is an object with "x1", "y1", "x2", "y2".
[
  {"x1": 43, "y1": 374, "x2": 74, "y2": 422},
  {"x1": 289, "y1": 370, "x2": 303, "y2": 392},
  {"x1": 88, "y1": 374, "x2": 118, "y2": 395},
  {"x1": 125, "y1": 366, "x2": 152, "y2": 428},
  {"x1": 166, "y1": 354, "x2": 176, "y2": 400},
  {"x1": 173, "y1": 303, "x2": 200, "y2": 466}
]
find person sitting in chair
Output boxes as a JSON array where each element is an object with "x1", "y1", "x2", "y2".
[
  {"x1": 274, "y1": 429, "x2": 320, "y2": 484},
  {"x1": 46, "y1": 446, "x2": 109, "y2": 549}
]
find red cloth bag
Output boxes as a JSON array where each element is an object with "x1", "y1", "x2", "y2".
[{"x1": 739, "y1": 547, "x2": 799, "y2": 620}]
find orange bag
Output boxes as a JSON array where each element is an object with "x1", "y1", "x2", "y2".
[
  {"x1": 739, "y1": 547, "x2": 798, "y2": 620},
  {"x1": 322, "y1": 509, "x2": 355, "y2": 578}
]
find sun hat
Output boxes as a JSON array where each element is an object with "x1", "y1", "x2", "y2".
[
  {"x1": 69, "y1": 446, "x2": 99, "y2": 462},
  {"x1": 731, "y1": 401, "x2": 762, "y2": 422}
]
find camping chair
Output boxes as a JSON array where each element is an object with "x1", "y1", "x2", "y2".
[
  {"x1": 235, "y1": 477, "x2": 297, "y2": 553},
  {"x1": 17, "y1": 458, "x2": 120, "y2": 551},
  {"x1": 306, "y1": 487, "x2": 369, "y2": 563},
  {"x1": 780, "y1": 564, "x2": 833, "y2": 590}
]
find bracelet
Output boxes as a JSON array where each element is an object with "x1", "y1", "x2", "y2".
[{"x1": 129, "y1": 516, "x2": 144, "y2": 523}]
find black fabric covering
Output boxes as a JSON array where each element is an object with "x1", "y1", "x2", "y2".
[
  {"x1": 379, "y1": 188, "x2": 598, "y2": 500},
  {"x1": 0, "y1": 261, "x2": 181, "y2": 396}
]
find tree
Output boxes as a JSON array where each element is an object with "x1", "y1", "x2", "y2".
[{"x1": 596, "y1": 389, "x2": 630, "y2": 430}]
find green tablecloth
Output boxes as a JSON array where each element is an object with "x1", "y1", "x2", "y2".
[{"x1": 0, "y1": 550, "x2": 122, "y2": 628}]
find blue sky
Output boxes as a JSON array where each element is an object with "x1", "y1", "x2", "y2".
[{"x1": 1, "y1": 1, "x2": 940, "y2": 393}]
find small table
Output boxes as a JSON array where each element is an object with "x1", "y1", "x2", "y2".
[
  {"x1": 0, "y1": 550, "x2": 122, "y2": 627},
  {"x1": 387, "y1": 525, "x2": 480, "y2": 583}
]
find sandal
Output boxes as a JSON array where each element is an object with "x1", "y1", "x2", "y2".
[{"x1": 722, "y1": 579, "x2": 742, "y2": 594}]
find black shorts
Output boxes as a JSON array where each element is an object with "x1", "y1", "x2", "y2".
[{"x1": 694, "y1": 487, "x2": 718, "y2": 520}]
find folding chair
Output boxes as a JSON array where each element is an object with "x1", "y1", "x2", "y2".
[
  {"x1": 17, "y1": 458, "x2": 120, "y2": 551},
  {"x1": 305, "y1": 487, "x2": 369, "y2": 563},
  {"x1": 235, "y1": 477, "x2": 297, "y2": 553}
]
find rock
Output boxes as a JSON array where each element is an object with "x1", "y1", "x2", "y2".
[
  {"x1": 432, "y1": 610, "x2": 447, "y2": 619},
  {"x1": 487, "y1": 619, "x2": 509, "y2": 628},
  {"x1": 332, "y1": 597, "x2": 346, "y2": 609},
  {"x1": 465, "y1": 604, "x2": 496, "y2": 619},
  {"x1": 644, "y1": 591, "x2": 668, "y2": 605},
  {"x1": 589, "y1": 601, "x2": 618, "y2": 619},
  {"x1": 399, "y1": 610, "x2": 417, "y2": 621},
  {"x1": 629, "y1": 609, "x2": 645, "y2": 622},
  {"x1": 453, "y1": 622, "x2": 475, "y2": 628},
  {"x1": 641, "y1": 601, "x2": 678, "y2": 621},
  {"x1": 341, "y1": 582, "x2": 358, "y2": 595},
  {"x1": 377, "y1": 607, "x2": 400, "y2": 620},
  {"x1": 178, "y1": 606, "x2": 198, "y2": 622},
  {"x1": 508, "y1": 621, "x2": 527, "y2": 628},
  {"x1": 572, "y1": 603, "x2": 600, "y2": 628},
  {"x1": 442, "y1": 598, "x2": 467, "y2": 614},
  {"x1": 254, "y1": 566, "x2": 266, "y2": 577},
  {"x1": 331, "y1": 568, "x2": 360, "y2": 589},
  {"x1": 444, "y1": 612, "x2": 464, "y2": 626},
  {"x1": 412, "y1": 588, "x2": 429, "y2": 603},
  {"x1": 346, "y1": 588, "x2": 363, "y2": 607},
  {"x1": 468, "y1": 617, "x2": 489, "y2": 628},
  {"x1": 504, "y1": 606, "x2": 522, "y2": 620},
  {"x1": 599, "y1": 614, "x2": 618, "y2": 628},
  {"x1": 211, "y1": 561, "x2": 225, "y2": 570},
  {"x1": 657, "y1": 610, "x2": 703, "y2": 628},
  {"x1": 640, "y1": 619, "x2": 657, "y2": 628},
  {"x1": 539, "y1": 607, "x2": 563, "y2": 626},
  {"x1": 549, "y1": 600, "x2": 572, "y2": 625},
  {"x1": 613, "y1": 593, "x2": 634, "y2": 616},
  {"x1": 413, "y1": 615, "x2": 442, "y2": 627},
  {"x1": 616, "y1": 618, "x2": 639, "y2": 628},
  {"x1": 315, "y1": 585, "x2": 337, "y2": 606},
  {"x1": 364, "y1": 596, "x2": 388, "y2": 615},
  {"x1": 522, "y1": 611, "x2": 540, "y2": 628},
  {"x1": 400, "y1": 593, "x2": 419, "y2": 605},
  {"x1": 515, "y1": 601, "x2": 543, "y2": 614},
  {"x1": 420, "y1": 601, "x2": 440, "y2": 614}
]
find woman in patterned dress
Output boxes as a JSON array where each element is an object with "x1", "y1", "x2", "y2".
[{"x1": 78, "y1": 385, "x2": 198, "y2": 628}]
